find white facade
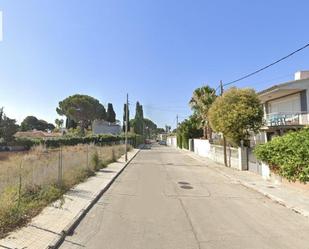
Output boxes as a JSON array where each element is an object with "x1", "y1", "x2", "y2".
[
  {"x1": 294, "y1": 71, "x2": 309, "y2": 81},
  {"x1": 92, "y1": 120, "x2": 121, "y2": 135},
  {"x1": 166, "y1": 136, "x2": 177, "y2": 147},
  {"x1": 267, "y1": 93, "x2": 301, "y2": 114},
  {"x1": 258, "y1": 73, "x2": 309, "y2": 142}
]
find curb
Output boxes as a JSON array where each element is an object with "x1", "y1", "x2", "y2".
[
  {"x1": 237, "y1": 180, "x2": 309, "y2": 218},
  {"x1": 47, "y1": 149, "x2": 141, "y2": 249}
]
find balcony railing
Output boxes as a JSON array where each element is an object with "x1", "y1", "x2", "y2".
[{"x1": 265, "y1": 112, "x2": 309, "y2": 127}]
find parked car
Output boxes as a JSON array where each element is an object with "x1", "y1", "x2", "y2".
[
  {"x1": 159, "y1": 140, "x2": 167, "y2": 145},
  {"x1": 145, "y1": 139, "x2": 152, "y2": 144}
]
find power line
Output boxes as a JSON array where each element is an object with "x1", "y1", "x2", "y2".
[
  {"x1": 249, "y1": 73, "x2": 293, "y2": 88},
  {"x1": 223, "y1": 42, "x2": 309, "y2": 87},
  {"x1": 144, "y1": 105, "x2": 189, "y2": 113},
  {"x1": 144, "y1": 104, "x2": 188, "y2": 109}
]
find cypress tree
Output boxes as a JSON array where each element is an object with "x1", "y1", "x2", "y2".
[
  {"x1": 106, "y1": 103, "x2": 116, "y2": 123},
  {"x1": 123, "y1": 103, "x2": 130, "y2": 132},
  {"x1": 133, "y1": 102, "x2": 145, "y2": 135}
]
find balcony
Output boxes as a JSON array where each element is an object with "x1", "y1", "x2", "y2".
[{"x1": 264, "y1": 112, "x2": 309, "y2": 127}]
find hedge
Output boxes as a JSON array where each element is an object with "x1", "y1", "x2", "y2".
[
  {"x1": 254, "y1": 128, "x2": 309, "y2": 183},
  {"x1": 16, "y1": 134, "x2": 143, "y2": 149}
]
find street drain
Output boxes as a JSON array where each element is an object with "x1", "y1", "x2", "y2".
[
  {"x1": 178, "y1": 181, "x2": 190, "y2": 185},
  {"x1": 180, "y1": 185, "x2": 193, "y2": 189}
]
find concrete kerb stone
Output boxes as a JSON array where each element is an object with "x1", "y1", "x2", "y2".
[
  {"x1": 206, "y1": 164, "x2": 309, "y2": 218},
  {"x1": 47, "y1": 149, "x2": 141, "y2": 249},
  {"x1": 239, "y1": 180, "x2": 309, "y2": 218}
]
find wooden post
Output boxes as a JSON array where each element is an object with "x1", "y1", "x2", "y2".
[
  {"x1": 125, "y1": 94, "x2": 128, "y2": 162},
  {"x1": 220, "y1": 81, "x2": 228, "y2": 167}
]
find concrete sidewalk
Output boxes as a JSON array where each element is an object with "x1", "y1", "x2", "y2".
[
  {"x1": 184, "y1": 150, "x2": 309, "y2": 218},
  {"x1": 0, "y1": 149, "x2": 140, "y2": 249}
]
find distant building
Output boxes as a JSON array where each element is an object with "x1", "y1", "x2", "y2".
[
  {"x1": 14, "y1": 130, "x2": 62, "y2": 139},
  {"x1": 92, "y1": 120, "x2": 121, "y2": 135},
  {"x1": 158, "y1": 133, "x2": 168, "y2": 141}
]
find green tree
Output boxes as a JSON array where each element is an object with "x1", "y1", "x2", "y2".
[
  {"x1": 133, "y1": 101, "x2": 144, "y2": 135},
  {"x1": 106, "y1": 103, "x2": 116, "y2": 123},
  {"x1": 55, "y1": 118, "x2": 64, "y2": 129},
  {"x1": 56, "y1": 94, "x2": 106, "y2": 134},
  {"x1": 189, "y1": 85, "x2": 216, "y2": 139},
  {"x1": 21, "y1": 116, "x2": 54, "y2": 131},
  {"x1": 144, "y1": 118, "x2": 157, "y2": 138},
  {"x1": 0, "y1": 108, "x2": 19, "y2": 144},
  {"x1": 46, "y1": 122, "x2": 56, "y2": 131},
  {"x1": 165, "y1": 125, "x2": 171, "y2": 133},
  {"x1": 176, "y1": 115, "x2": 203, "y2": 149},
  {"x1": 21, "y1": 116, "x2": 39, "y2": 131},
  {"x1": 156, "y1": 128, "x2": 165, "y2": 134},
  {"x1": 208, "y1": 87, "x2": 263, "y2": 146},
  {"x1": 122, "y1": 103, "x2": 130, "y2": 132}
]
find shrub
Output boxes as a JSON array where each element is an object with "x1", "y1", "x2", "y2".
[
  {"x1": 254, "y1": 128, "x2": 309, "y2": 183},
  {"x1": 111, "y1": 148, "x2": 116, "y2": 162},
  {"x1": 91, "y1": 150, "x2": 100, "y2": 170},
  {"x1": 91, "y1": 150, "x2": 106, "y2": 170},
  {"x1": 15, "y1": 134, "x2": 143, "y2": 149},
  {"x1": 177, "y1": 133, "x2": 183, "y2": 149},
  {"x1": 176, "y1": 116, "x2": 203, "y2": 149}
]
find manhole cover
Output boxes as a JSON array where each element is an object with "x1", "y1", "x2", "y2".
[
  {"x1": 180, "y1": 185, "x2": 193, "y2": 189},
  {"x1": 178, "y1": 181, "x2": 190, "y2": 185},
  {"x1": 267, "y1": 186, "x2": 275, "y2": 188},
  {"x1": 166, "y1": 163, "x2": 174, "y2": 165}
]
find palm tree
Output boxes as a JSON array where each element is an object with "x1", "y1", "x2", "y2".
[{"x1": 189, "y1": 85, "x2": 216, "y2": 139}]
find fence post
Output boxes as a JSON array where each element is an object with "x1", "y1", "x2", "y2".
[
  {"x1": 17, "y1": 158, "x2": 23, "y2": 208},
  {"x1": 58, "y1": 146, "x2": 63, "y2": 187},
  {"x1": 86, "y1": 144, "x2": 89, "y2": 170},
  {"x1": 238, "y1": 140, "x2": 248, "y2": 170}
]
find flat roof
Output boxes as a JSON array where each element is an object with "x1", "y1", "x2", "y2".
[{"x1": 258, "y1": 78, "x2": 307, "y2": 96}]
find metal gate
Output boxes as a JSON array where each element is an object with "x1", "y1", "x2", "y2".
[{"x1": 247, "y1": 147, "x2": 263, "y2": 175}]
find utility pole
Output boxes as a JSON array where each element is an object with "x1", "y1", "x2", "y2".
[
  {"x1": 220, "y1": 80, "x2": 228, "y2": 167},
  {"x1": 125, "y1": 93, "x2": 129, "y2": 162},
  {"x1": 176, "y1": 114, "x2": 179, "y2": 128}
]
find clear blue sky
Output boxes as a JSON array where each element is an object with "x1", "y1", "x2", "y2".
[{"x1": 0, "y1": 0, "x2": 309, "y2": 128}]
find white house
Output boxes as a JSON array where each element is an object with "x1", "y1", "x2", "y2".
[
  {"x1": 257, "y1": 71, "x2": 309, "y2": 142},
  {"x1": 92, "y1": 120, "x2": 121, "y2": 135}
]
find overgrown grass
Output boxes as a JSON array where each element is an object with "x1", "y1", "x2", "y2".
[{"x1": 0, "y1": 144, "x2": 132, "y2": 238}]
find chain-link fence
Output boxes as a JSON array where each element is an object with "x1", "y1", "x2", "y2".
[{"x1": 0, "y1": 143, "x2": 128, "y2": 196}]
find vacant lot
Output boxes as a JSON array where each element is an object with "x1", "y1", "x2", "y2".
[{"x1": 0, "y1": 144, "x2": 129, "y2": 238}]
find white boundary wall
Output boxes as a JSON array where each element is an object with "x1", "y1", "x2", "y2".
[
  {"x1": 193, "y1": 139, "x2": 248, "y2": 171},
  {"x1": 167, "y1": 137, "x2": 248, "y2": 171},
  {"x1": 167, "y1": 136, "x2": 177, "y2": 147}
]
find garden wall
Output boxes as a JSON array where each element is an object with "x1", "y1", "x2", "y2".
[
  {"x1": 166, "y1": 136, "x2": 177, "y2": 147},
  {"x1": 193, "y1": 139, "x2": 246, "y2": 170},
  {"x1": 167, "y1": 137, "x2": 247, "y2": 171}
]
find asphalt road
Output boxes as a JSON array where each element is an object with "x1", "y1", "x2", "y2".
[{"x1": 60, "y1": 144, "x2": 309, "y2": 249}]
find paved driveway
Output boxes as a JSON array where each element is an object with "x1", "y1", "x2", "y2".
[{"x1": 60, "y1": 144, "x2": 309, "y2": 249}]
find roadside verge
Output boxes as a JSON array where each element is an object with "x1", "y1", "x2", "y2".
[{"x1": 0, "y1": 149, "x2": 140, "y2": 249}]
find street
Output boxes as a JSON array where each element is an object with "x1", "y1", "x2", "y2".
[{"x1": 60, "y1": 144, "x2": 309, "y2": 249}]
